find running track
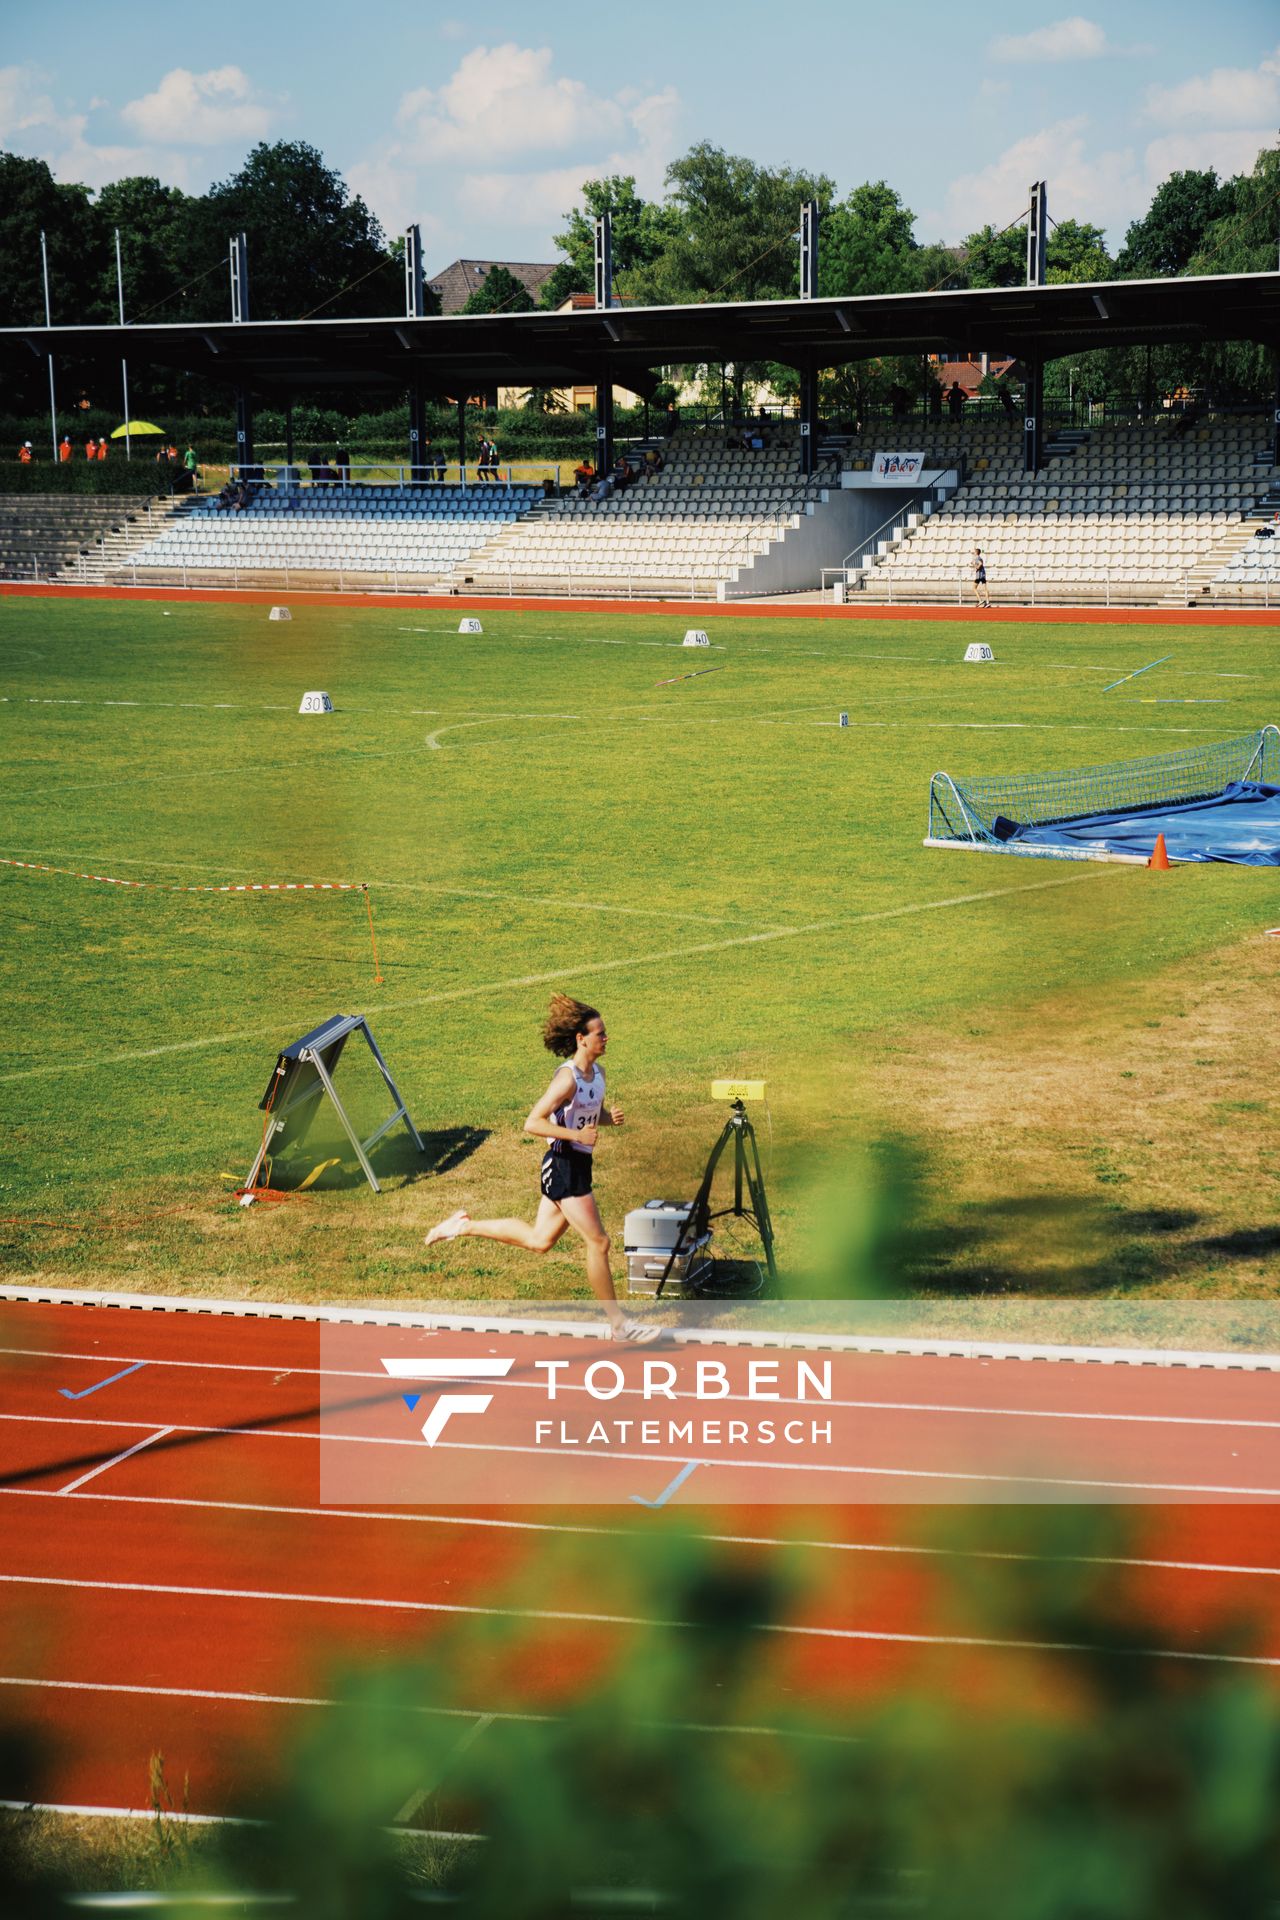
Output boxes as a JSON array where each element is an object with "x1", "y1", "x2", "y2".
[{"x1": 1, "y1": 1296, "x2": 1279, "y2": 1826}]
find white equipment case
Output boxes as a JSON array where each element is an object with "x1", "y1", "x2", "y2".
[{"x1": 623, "y1": 1198, "x2": 712, "y2": 1295}]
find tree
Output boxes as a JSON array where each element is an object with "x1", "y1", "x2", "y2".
[
  {"x1": 461, "y1": 264, "x2": 535, "y2": 316},
  {"x1": 962, "y1": 215, "x2": 1111, "y2": 288},
  {"x1": 547, "y1": 174, "x2": 675, "y2": 307},
  {"x1": 0, "y1": 152, "x2": 103, "y2": 329},
  {"x1": 1117, "y1": 170, "x2": 1238, "y2": 278},
  {"x1": 192, "y1": 141, "x2": 400, "y2": 322},
  {"x1": 93, "y1": 176, "x2": 195, "y2": 324},
  {"x1": 819, "y1": 181, "x2": 920, "y2": 297},
  {"x1": 1189, "y1": 140, "x2": 1280, "y2": 274},
  {"x1": 650, "y1": 143, "x2": 835, "y2": 305}
]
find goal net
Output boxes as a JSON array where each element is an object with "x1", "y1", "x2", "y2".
[{"x1": 929, "y1": 727, "x2": 1280, "y2": 850}]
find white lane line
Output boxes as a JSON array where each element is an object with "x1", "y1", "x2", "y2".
[
  {"x1": 57, "y1": 1426, "x2": 173, "y2": 1494},
  {"x1": 394, "y1": 1714, "x2": 496, "y2": 1823},
  {"x1": 6, "y1": 1486, "x2": 1276, "y2": 1579},
  {"x1": 4, "y1": 1345, "x2": 1278, "y2": 1429},
  {"x1": 0, "y1": 1573, "x2": 1273, "y2": 1668},
  {"x1": 0, "y1": 867, "x2": 1102, "y2": 1086},
  {"x1": 0, "y1": 1800, "x2": 268, "y2": 1829},
  {"x1": 5, "y1": 1410, "x2": 1276, "y2": 1499},
  {"x1": 0, "y1": 1674, "x2": 847, "y2": 1743}
]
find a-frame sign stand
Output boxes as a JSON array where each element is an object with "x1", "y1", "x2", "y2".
[{"x1": 245, "y1": 1013, "x2": 423, "y2": 1198}]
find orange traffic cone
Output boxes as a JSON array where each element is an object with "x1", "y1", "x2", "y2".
[{"x1": 1147, "y1": 833, "x2": 1171, "y2": 870}]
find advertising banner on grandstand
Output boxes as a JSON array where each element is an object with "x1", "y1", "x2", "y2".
[{"x1": 871, "y1": 450, "x2": 926, "y2": 482}]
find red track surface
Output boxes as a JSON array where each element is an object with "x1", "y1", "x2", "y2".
[
  {"x1": 3, "y1": 580, "x2": 1278, "y2": 627},
  {"x1": 2, "y1": 1300, "x2": 1279, "y2": 1821}
]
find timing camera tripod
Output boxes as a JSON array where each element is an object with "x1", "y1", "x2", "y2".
[{"x1": 655, "y1": 1098, "x2": 778, "y2": 1299}]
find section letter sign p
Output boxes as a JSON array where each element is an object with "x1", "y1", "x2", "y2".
[{"x1": 381, "y1": 1356, "x2": 515, "y2": 1446}]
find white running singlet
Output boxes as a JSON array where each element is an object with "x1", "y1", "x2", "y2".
[{"x1": 549, "y1": 1062, "x2": 604, "y2": 1154}]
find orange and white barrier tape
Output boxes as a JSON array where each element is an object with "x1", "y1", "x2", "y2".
[{"x1": 1, "y1": 858, "x2": 384, "y2": 983}]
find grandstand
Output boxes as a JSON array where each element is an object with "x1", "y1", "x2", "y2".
[
  {"x1": 445, "y1": 431, "x2": 835, "y2": 597},
  {"x1": 847, "y1": 415, "x2": 1276, "y2": 606},
  {"x1": 106, "y1": 482, "x2": 543, "y2": 588}
]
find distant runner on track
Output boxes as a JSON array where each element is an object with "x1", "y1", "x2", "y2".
[{"x1": 423, "y1": 994, "x2": 659, "y2": 1343}]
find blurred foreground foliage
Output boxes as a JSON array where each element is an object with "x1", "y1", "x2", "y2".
[{"x1": 3, "y1": 1500, "x2": 1280, "y2": 1917}]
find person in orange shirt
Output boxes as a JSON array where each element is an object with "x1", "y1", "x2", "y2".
[
  {"x1": 18, "y1": 441, "x2": 32, "y2": 464},
  {"x1": 96, "y1": 438, "x2": 108, "y2": 462},
  {"x1": 59, "y1": 436, "x2": 72, "y2": 463},
  {"x1": 85, "y1": 437, "x2": 97, "y2": 461}
]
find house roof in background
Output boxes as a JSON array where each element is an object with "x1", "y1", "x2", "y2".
[{"x1": 427, "y1": 259, "x2": 557, "y2": 315}]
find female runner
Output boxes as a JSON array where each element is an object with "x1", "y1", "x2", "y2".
[{"x1": 423, "y1": 994, "x2": 657, "y2": 1342}]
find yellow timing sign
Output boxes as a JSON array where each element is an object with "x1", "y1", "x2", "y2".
[{"x1": 711, "y1": 1079, "x2": 766, "y2": 1103}]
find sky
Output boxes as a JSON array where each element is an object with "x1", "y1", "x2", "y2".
[{"x1": 3, "y1": 1, "x2": 1278, "y2": 270}]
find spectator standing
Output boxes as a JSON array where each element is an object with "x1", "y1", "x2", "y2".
[
  {"x1": 96, "y1": 438, "x2": 108, "y2": 463},
  {"x1": 85, "y1": 436, "x2": 97, "y2": 461},
  {"x1": 18, "y1": 441, "x2": 32, "y2": 464},
  {"x1": 972, "y1": 546, "x2": 991, "y2": 609},
  {"x1": 947, "y1": 382, "x2": 966, "y2": 422},
  {"x1": 334, "y1": 442, "x2": 351, "y2": 485},
  {"x1": 183, "y1": 445, "x2": 199, "y2": 488},
  {"x1": 58, "y1": 435, "x2": 72, "y2": 463}
]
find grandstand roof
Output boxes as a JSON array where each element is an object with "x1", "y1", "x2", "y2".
[{"x1": 3, "y1": 269, "x2": 1277, "y2": 399}]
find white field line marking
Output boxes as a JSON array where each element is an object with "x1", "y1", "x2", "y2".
[
  {"x1": 56, "y1": 1426, "x2": 173, "y2": 1494},
  {"x1": 424, "y1": 713, "x2": 582, "y2": 751},
  {"x1": 2, "y1": 695, "x2": 444, "y2": 717},
  {"x1": 4, "y1": 1345, "x2": 1278, "y2": 1430},
  {"x1": 0, "y1": 845, "x2": 775, "y2": 932},
  {"x1": 7, "y1": 1486, "x2": 1277, "y2": 1580},
  {"x1": 0, "y1": 1574, "x2": 1275, "y2": 1668},
  {"x1": 0, "y1": 1674, "x2": 838, "y2": 1743},
  {"x1": 4, "y1": 1410, "x2": 1274, "y2": 1498},
  {"x1": 0, "y1": 868, "x2": 1102, "y2": 1086}
]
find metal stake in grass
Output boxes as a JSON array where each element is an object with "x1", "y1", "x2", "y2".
[{"x1": 654, "y1": 666, "x2": 725, "y2": 687}]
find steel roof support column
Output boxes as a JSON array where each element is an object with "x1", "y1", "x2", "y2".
[
  {"x1": 800, "y1": 201, "x2": 819, "y2": 301},
  {"x1": 1023, "y1": 356, "x2": 1043, "y2": 473},
  {"x1": 234, "y1": 387, "x2": 256, "y2": 479},
  {"x1": 1272, "y1": 350, "x2": 1280, "y2": 471},
  {"x1": 456, "y1": 395, "x2": 467, "y2": 484},
  {"x1": 596, "y1": 371, "x2": 614, "y2": 475},
  {"x1": 409, "y1": 381, "x2": 427, "y2": 485},
  {"x1": 799, "y1": 359, "x2": 818, "y2": 477}
]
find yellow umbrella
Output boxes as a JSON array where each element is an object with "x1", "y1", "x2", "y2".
[{"x1": 110, "y1": 420, "x2": 165, "y2": 439}]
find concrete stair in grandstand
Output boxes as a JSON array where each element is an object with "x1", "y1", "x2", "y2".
[
  {"x1": 438, "y1": 431, "x2": 826, "y2": 596},
  {"x1": 1161, "y1": 516, "x2": 1263, "y2": 606},
  {"x1": 0, "y1": 495, "x2": 179, "y2": 582},
  {"x1": 852, "y1": 418, "x2": 1269, "y2": 603},
  {"x1": 68, "y1": 498, "x2": 196, "y2": 582}
]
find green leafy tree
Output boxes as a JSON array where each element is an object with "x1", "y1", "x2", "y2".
[
  {"x1": 651, "y1": 143, "x2": 835, "y2": 306},
  {"x1": 461, "y1": 264, "x2": 535, "y2": 316},
  {"x1": 546, "y1": 174, "x2": 675, "y2": 308},
  {"x1": 819, "y1": 181, "x2": 920, "y2": 297},
  {"x1": 1189, "y1": 140, "x2": 1280, "y2": 274},
  {"x1": 192, "y1": 141, "x2": 401, "y2": 322},
  {"x1": 963, "y1": 216, "x2": 1111, "y2": 289},
  {"x1": 1117, "y1": 169, "x2": 1239, "y2": 278}
]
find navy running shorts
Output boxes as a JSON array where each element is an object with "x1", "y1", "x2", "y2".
[{"x1": 541, "y1": 1149, "x2": 594, "y2": 1203}]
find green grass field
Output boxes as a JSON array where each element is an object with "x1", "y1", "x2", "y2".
[{"x1": 1, "y1": 596, "x2": 1277, "y2": 1302}]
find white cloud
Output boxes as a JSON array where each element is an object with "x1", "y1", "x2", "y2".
[
  {"x1": 1141, "y1": 128, "x2": 1277, "y2": 184},
  {"x1": 121, "y1": 67, "x2": 274, "y2": 146},
  {"x1": 934, "y1": 116, "x2": 1142, "y2": 240},
  {"x1": 353, "y1": 44, "x2": 679, "y2": 260},
  {"x1": 395, "y1": 43, "x2": 668, "y2": 164},
  {"x1": 1144, "y1": 49, "x2": 1280, "y2": 128},
  {"x1": 989, "y1": 17, "x2": 1109, "y2": 63},
  {"x1": 0, "y1": 65, "x2": 56, "y2": 136}
]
